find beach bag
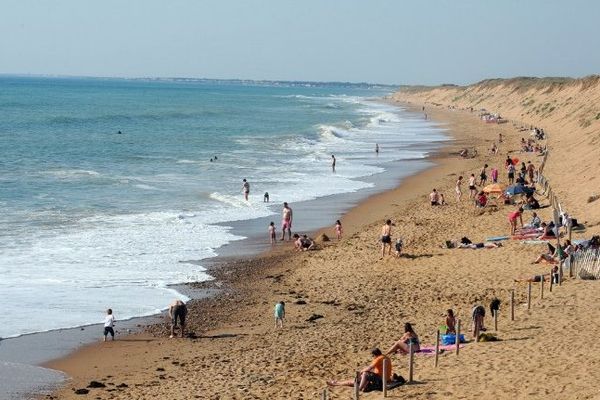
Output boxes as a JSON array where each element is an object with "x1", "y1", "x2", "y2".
[{"x1": 441, "y1": 333, "x2": 465, "y2": 345}]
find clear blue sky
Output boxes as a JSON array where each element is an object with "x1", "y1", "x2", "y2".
[{"x1": 1, "y1": 0, "x2": 599, "y2": 85}]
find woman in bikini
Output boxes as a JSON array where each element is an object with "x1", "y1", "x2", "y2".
[{"x1": 386, "y1": 322, "x2": 420, "y2": 355}]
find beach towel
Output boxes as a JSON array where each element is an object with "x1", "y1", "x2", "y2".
[
  {"x1": 486, "y1": 236, "x2": 509, "y2": 242},
  {"x1": 417, "y1": 344, "x2": 463, "y2": 355}
]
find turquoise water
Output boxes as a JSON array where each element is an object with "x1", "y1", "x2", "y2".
[{"x1": 0, "y1": 76, "x2": 446, "y2": 338}]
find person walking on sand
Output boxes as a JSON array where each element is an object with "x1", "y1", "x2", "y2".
[
  {"x1": 479, "y1": 164, "x2": 488, "y2": 186},
  {"x1": 331, "y1": 154, "x2": 336, "y2": 173},
  {"x1": 380, "y1": 219, "x2": 392, "y2": 258},
  {"x1": 268, "y1": 221, "x2": 276, "y2": 245},
  {"x1": 507, "y1": 163, "x2": 516, "y2": 185},
  {"x1": 335, "y1": 220, "x2": 343, "y2": 240},
  {"x1": 103, "y1": 308, "x2": 116, "y2": 341},
  {"x1": 242, "y1": 178, "x2": 250, "y2": 201},
  {"x1": 491, "y1": 167, "x2": 499, "y2": 183},
  {"x1": 274, "y1": 301, "x2": 285, "y2": 329},
  {"x1": 468, "y1": 174, "x2": 477, "y2": 199},
  {"x1": 280, "y1": 202, "x2": 293, "y2": 241},
  {"x1": 169, "y1": 299, "x2": 187, "y2": 338},
  {"x1": 455, "y1": 176, "x2": 463, "y2": 202}
]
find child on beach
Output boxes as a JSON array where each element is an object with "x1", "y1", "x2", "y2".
[
  {"x1": 394, "y1": 238, "x2": 403, "y2": 258},
  {"x1": 274, "y1": 301, "x2": 285, "y2": 328},
  {"x1": 334, "y1": 220, "x2": 343, "y2": 240},
  {"x1": 103, "y1": 308, "x2": 116, "y2": 341},
  {"x1": 455, "y1": 176, "x2": 463, "y2": 202},
  {"x1": 491, "y1": 167, "x2": 498, "y2": 183},
  {"x1": 268, "y1": 221, "x2": 276, "y2": 244}
]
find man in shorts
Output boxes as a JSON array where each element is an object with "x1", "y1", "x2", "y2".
[
  {"x1": 242, "y1": 179, "x2": 250, "y2": 201},
  {"x1": 281, "y1": 202, "x2": 293, "y2": 241},
  {"x1": 169, "y1": 299, "x2": 187, "y2": 338}
]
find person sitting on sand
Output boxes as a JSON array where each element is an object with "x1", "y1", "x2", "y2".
[
  {"x1": 386, "y1": 322, "x2": 420, "y2": 355},
  {"x1": 327, "y1": 348, "x2": 392, "y2": 392},
  {"x1": 429, "y1": 188, "x2": 440, "y2": 206},
  {"x1": 475, "y1": 191, "x2": 488, "y2": 208},
  {"x1": 525, "y1": 212, "x2": 541, "y2": 229},
  {"x1": 380, "y1": 219, "x2": 392, "y2": 257},
  {"x1": 445, "y1": 309, "x2": 456, "y2": 334},
  {"x1": 537, "y1": 222, "x2": 557, "y2": 240},
  {"x1": 508, "y1": 207, "x2": 524, "y2": 235},
  {"x1": 169, "y1": 299, "x2": 187, "y2": 338},
  {"x1": 293, "y1": 233, "x2": 314, "y2": 251},
  {"x1": 524, "y1": 194, "x2": 540, "y2": 210}
]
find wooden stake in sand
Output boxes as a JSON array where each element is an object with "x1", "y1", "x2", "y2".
[
  {"x1": 354, "y1": 371, "x2": 360, "y2": 400},
  {"x1": 322, "y1": 388, "x2": 327, "y2": 400},
  {"x1": 434, "y1": 330, "x2": 440, "y2": 368},
  {"x1": 474, "y1": 316, "x2": 480, "y2": 342},
  {"x1": 550, "y1": 269, "x2": 554, "y2": 292},
  {"x1": 382, "y1": 357, "x2": 388, "y2": 398},
  {"x1": 408, "y1": 342, "x2": 414, "y2": 383},
  {"x1": 540, "y1": 276, "x2": 544, "y2": 299},
  {"x1": 510, "y1": 290, "x2": 515, "y2": 321},
  {"x1": 455, "y1": 319, "x2": 461, "y2": 355},
  {"x1": 493, "y1": 309, "x2": 498, "y2": 331},
  {"x1": 527, "y1": 282, "x2": 532, "y2": 310}
]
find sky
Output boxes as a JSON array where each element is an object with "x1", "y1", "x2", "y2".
[{"x1": 1, "y1": 0, "x2": 599, "y2": 85}]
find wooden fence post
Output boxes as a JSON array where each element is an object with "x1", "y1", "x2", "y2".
[
  {"x1": 494, "y1": 309, "x2": 498, "y2": 331},
  {"x1": 510, "y1": 290, "x2": 515, "y2": 321},
  {"x1": 434, "y1": 330, "x2": 440, "y2": 368},
  {"x1": 354, "y1": 371, "x2": 360, "y2": 400},
  {"x1": 549, "y1": 269, "x2": 554, "y2": 292},
  {"x1": 322, "y1": 388, "x2": 327, "y2": 400},
  {"x1": 540, "y1": 277, "x2": 544, "y2": 299},
  {"x1": 382, "y1": 358, "x2": 388, "y2": 398},
  {"x1": 527, "y1": 282, "x2": 532, "y2": 310},
  {"x1": 408, "y1": 342, "x2": 414, "y2": 383},
  {"x1": 455, "y1": 320, "x2": 461, "y2": 355}
]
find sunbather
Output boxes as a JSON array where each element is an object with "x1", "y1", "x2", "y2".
[
  {"x1": 327, "y1": 348, "x2": 392, "y2": 392},
  {"x1": 514, "y1": 273, "x2": 551, "y2": 283},
  {"x1": 458, "y1": 242, "x2": 502, "y2": 249},
  {"x1": 445, "y1": 309, "x2": 456, "y2": 334},
  {"x1": 386, "y1": 323, "x2": 420, "y2": 355}
]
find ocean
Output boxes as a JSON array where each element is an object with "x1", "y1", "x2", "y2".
[{"x1": 0, "y1": 76, "x2": 447, "y2": 340}]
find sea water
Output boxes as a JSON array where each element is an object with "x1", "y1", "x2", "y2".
[{"x1": 0, "y1": 76, "x2": 446, "y2": 339}]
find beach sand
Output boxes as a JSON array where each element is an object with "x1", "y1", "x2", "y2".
[{"x1": 45, "y1": 86, "x2": 600, "y2": 399}]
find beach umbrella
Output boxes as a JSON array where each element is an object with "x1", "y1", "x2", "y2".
[
  {"x1": 506, "y1": 185, "x2": 534, "y2": 196},
  {"x1": 482, "y1": 183, "x2": 506, "y2": 194}
]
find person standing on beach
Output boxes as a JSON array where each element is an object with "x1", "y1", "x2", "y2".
[
  {"x1": 274, "y1": 301, "x2": 285, "y2": 329},
  {"x1": 169, "y1": 299, "x2": 187, "y2": 338},
  {"x1": 527, "y1": 161, "x2": 536, "y2": 183},
  {"x1": 380, "y1": 219, "x2": 392, "y2": 258},
  {"x1": 268, "y1": 221, "x2": 276, "y2": 245},
  {"x1": 331, "y1": 155, "x2": 336, "y2": 173},
  {"x1": 468, "y1": 174, "x2": 477, "y2": 199},
  {"x1": 281, "y1": 202, "x2": 293, "y2": 241},
  {"x1": 242, "y1": 179, "x2": 250, "y2": 201},
  {"x1": 479, "y1": 164, "x2": 488, "y2": 186},
  {"x1": 508, "y1": 207, "x2": 524, "y2": 235},
  {"x1": 335, "y1": 220, "x2": 343, "y2": 240},
  {"x1": 507, "y1": 163, "x2": 516, "y2": 185},
  {"x1": 455, "y1": 176, "x2": 463, "y2": 202},
  {"x1": 491, "y1": 167, "x2": 499, "y2": 183},
  {"x1": 375, "y1": 143, "x2": 379, "y2": 155},
  {"x1": 103, "y1": 308, "x2": 116, "y2": 341}
]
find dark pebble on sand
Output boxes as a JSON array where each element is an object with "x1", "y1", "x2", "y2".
[
  {"x1": 87, "y1": 381, "x2": 106, "y2": 388},
  {"x1": 74, "y1": 388, "x2": 89, "y2": 395},
  {"x1": 295, "y1": 300, "x2": 307, "y2": 305},
  {"x1": 116, "y1": 383, "x2": 128, "y2": 388},
  {"x1": 156, "y1": 367, "x2": 165, "y2": 371}
]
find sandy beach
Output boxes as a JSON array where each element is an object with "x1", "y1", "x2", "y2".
[{"x1": 44, "y1": 79, "x2": 600, "y2": 400}]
